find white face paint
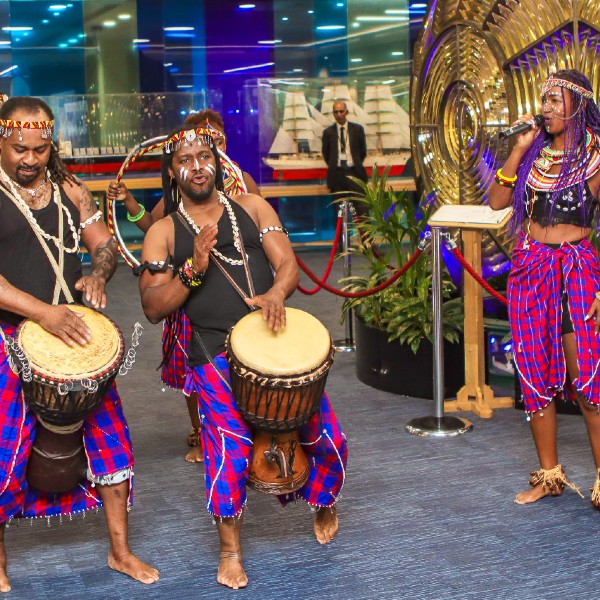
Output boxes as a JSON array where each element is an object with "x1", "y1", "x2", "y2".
[
  {"x1": 194, "y1": 158, "x2": 201, "y2": 171},
  {"x1": 205, "y1": 163, "x2": 215, "y2": 176},
  {"x1": 179, "y1": 166, "x2": 189, "y2": 181}
]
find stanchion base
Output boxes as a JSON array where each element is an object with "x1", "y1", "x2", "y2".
[
  {"x1": 406, "y1": 416, "x2": 473, "y2": 437},
  {"x1": 334, "y1": 339, "x2": 355, "y2": 352}
]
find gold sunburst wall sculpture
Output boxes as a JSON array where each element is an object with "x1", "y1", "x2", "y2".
[{"x1": 411, "y1": 0, "x2": 600, "y2": 277}]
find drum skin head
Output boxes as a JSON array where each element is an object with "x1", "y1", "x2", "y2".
[
  {"x1": 229, "y1": 307, "x2": 331, "y2": 376},
  {"x1": 17, "y1": 305, "x2": 122, "y2": 379}
]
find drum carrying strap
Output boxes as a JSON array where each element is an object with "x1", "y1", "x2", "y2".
[
  {"x1": 192, "y1": 330, "x2": 232, "y2": 392},
  {"x1": 0, "y1": 181, "x2": 75, "y2": 305},
  {"x1": 175, "y1": 208, "x2": 257, "y2": 389}
]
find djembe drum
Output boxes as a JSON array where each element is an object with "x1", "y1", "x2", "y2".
[
  {"x1": 225, "y1": 308, "x2": 334, "y2": 495},
  {"x1": 15, "y1": 306, "x2": 125, "y2": 493}
]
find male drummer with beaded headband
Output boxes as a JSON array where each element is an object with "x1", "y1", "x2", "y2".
[
  {"x1": 0, "y1": 96, "x2": 159, "y2": 591},
  {"x1": 139, "y1": 125, "x2": 347, "y2": 590}
]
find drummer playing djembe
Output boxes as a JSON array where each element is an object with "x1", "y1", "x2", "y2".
[
  {"x1": 139, "y1": 125, "x2": 348, "y2": 590},
  {"x1": 0, "y1": 97, "x2": 159, "y2": 591}
]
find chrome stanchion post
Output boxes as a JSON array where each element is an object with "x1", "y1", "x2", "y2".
[
  {"x1": 406, "y1": 227, "x2": 473, "y2": 437},
  {"x1": 334, "y1": 200, "x2": 356, "y2": 352}
]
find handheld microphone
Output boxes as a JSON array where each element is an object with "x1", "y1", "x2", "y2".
[{"x1": 498, "y1": 114, "x2": 544, "y2": 139}]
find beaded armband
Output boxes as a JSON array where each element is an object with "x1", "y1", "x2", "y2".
[
  {"x1": 132, "y1": 259, "x2": 173, "y2": 277},
  {"x1": 79, "y1": 210, "x2": 103, "y2": 231},
  {"x1": 178, "y1": 257, "x2": 205, "y2": 288},
  {"x1": 595, "y1": 291, "x2": 600, "y2": 302},
  {"x1": 259, "y1": 225, "x2": 289, "y2": 243}
]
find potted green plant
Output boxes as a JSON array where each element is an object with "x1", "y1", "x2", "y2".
[{"x1": 340, "y1": 167, "x2": 464, "y2": 399}]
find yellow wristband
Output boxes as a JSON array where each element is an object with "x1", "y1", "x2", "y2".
[
  {"x1": 496, "y1": 168, "x2": 517, "y2": 183},
  {"x1": 595, "y1": 291, "x2": 600, "y2": 301}
]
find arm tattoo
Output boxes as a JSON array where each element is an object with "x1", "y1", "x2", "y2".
[
  {"x1": 80, "y1": 186, "x2": 98, "y2": 220},
  {"x1": 91, "y1": 238, "x2": 118, "y2": 283}
]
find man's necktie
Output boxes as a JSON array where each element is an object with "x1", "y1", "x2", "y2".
[{"x1": 340, "y1": 126, "x2": 346, "y2": 153}]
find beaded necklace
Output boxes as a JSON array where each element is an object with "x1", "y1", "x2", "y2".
[
  {"x1": 177, "y1": 190, "x2": 245, "y2": 266},
  {"x1": 527, "y1": 129, "x2": 600, "y2": 191},
  {"x1": 533, "y1": 129, "x2": 594, "y2": 173},
  {"x1": 0, "y1": 166, "x2": 79, "y2": 253},
  {"x1": 523, "y1": 130, "x2": 600, "y2": 244}
]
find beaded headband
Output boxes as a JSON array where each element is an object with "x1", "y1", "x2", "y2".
[
  {"x1": 542, "y1": 78, "x2": 594, "y2": 99},
  {"x1": 111, "y1": 129, "x2": 246, "y2": 269},
  {"x1": 202, "y1": 120, "x2": 226, "y2": 142},
  {"x1": 0, "y1": 119, "x2": 54, "y2": 141},
  {"x1": 164, "y1": 127, "x2": 216, "y2": 154}
]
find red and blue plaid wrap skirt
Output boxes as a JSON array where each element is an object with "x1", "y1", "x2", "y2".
[
  {"x1": 184, "y1": 354, "x2": 348, "y2": 518},
  {"x1": 161, "y1": 309, "x2": 190, "y2": 390},
  {"x1": 0, "y1": 325, "x2": 134, "y2": 522},
  {"x1": 508, "y1": 233, "x2": 600, "y2": 414}
]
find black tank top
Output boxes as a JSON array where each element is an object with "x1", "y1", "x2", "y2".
[
  {"x1": 171, "y1": 199, "x2": 274, "y2": 366},
  {"x1": 0, "y1": 184, "x2": 83, "y2": 325},
  {"x1": 526, "y1": 181, "x2": 597, "y2": 227}
]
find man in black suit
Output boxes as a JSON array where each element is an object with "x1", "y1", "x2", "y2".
[{"x1": 321, "y1": 100, "x2": 368, "y2": 217}]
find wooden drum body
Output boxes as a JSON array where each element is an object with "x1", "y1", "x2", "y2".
[
  {"x1": 15, "y1": 306, "x2": 125, "y2": 493},
  {"x1": 225, "y1": 308, "x2": 334, "y2": 495}
]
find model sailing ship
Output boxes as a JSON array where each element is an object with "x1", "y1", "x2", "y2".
[{"x1": 264, "y1": 83, "x2": 411, "y2": 181}]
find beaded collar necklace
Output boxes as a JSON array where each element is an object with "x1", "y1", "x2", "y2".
[
  {"x1": 177, "y1": 191, "x2": 245, "y2": 266},
  {"x1": 0, "y1": 166, "x2": 79, "y2": 253},
  {"x1": 528, "y1": 130, "x2": 600, "y2": 191},
  {"x1": 533, "y1": 129, "x2": 594, "y2": 173}
]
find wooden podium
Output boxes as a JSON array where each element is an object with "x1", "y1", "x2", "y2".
[{"x1": 429, "y1": 205, "x2": 514, "y2": 418}]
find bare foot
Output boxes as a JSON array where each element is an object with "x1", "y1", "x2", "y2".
[
  {"x1": 314, "y1": 506, "x2": 338, "y2": 544},
  {"x1": 108, "y1": 551, "x2": 160, "y2": 584},
  {"x1": 185, "y1": 445, "x2": 204, "y2": 463},
  {"x1": 217, "y1": 551, "x2": 248, "y2": 590},
  {"x1": 0, "y1": 542, "x2": 10, "y2": 592},
  {"x1": 0, "y1": 568, "x2": 10, "y2": 593},
  {"x1": 514, "y1": 483, "x2": 562, "y2": 505}
]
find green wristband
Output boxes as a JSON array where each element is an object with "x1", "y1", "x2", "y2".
[{"x1": 127, "y1": 206, "x2": 146, "y2": 222}]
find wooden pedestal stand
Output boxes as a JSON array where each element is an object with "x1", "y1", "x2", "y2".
[{"x1": 429, "y1": 205, "x2": 514, "y2": 419}]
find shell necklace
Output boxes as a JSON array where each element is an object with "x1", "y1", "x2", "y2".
[
  {"x1": 0, "y1": 166, "x2": 79, "y2": 253},
  {"x1": 178, "y1": 191, "x2": 245, "y2": 266}
]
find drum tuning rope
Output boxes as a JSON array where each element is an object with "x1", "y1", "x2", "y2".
[
  {"x1": 35, "y1": 416, "x2": 84, "y2": 436},
  {"x1": 119, "y1": 322, "x2": 144, "y2": 376}
]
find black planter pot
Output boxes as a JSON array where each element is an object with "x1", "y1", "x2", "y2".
[{"x1": 355, "y1": 318, "x2": 465, "y2": 399}]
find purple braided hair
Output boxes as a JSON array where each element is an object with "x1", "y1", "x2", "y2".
[{"x1": 508, "y1": 69, "x2": 600, "y2": 236}]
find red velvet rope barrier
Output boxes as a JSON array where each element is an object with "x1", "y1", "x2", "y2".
[
  {"x1": 448, "y1": 245, "x2": 508, "y2": 305},
  {"x1": 295, "y1": 248, "x2": 424, "y2": 298},
  {"x1": 297, "y1": 214, "x2": 344, "y2": 295}
]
